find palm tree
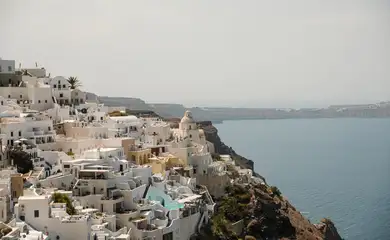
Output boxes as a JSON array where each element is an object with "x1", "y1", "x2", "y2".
[
  {"x1": 67, "y1": 76, "x2": 82, "y2": 89},
  {"x1": 21, "y1": 69, "x2": 32, "y2": 76}
]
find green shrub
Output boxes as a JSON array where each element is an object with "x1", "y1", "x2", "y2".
[
  {"x1": 52, "y1": 192, "x2": 76, "y2": 215},
  {"x1": 108, "y1": 111, "x2": 127, "y2": 117},
  {"x1": 268, "y1": 186, "x2": 282, "y2": 197}
]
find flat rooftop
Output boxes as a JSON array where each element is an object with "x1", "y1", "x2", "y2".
[
  {"x1": 177, "y1": 194, "x2": 202, "y2": 204},
  {"x1": 86, "y1": 165, "x2": 113, "y2": 169},
  {"x1": 79, "y1": 169, "x2": 109, "y2": 173},
  {"x1": 19, "y1": 195, "x2": 48, "y2": 200},
  {"x1": 86, "y1": 147, "x2": 119, "y2": 152}
]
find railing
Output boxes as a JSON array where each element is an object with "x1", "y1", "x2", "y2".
[{"x1": 45, "y1": 161, "x2": 52, "y2": 169}]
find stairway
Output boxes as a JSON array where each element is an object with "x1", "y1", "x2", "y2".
[
  {"x1": 45, "y1": 161, "x2": 52, "y2": 169},
  {"x1": 196, "y1": 207, "x2": 206, "y2": 233}
]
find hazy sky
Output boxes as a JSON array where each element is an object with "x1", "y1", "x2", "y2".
[{"x1": 0, "y1": 0, "x2": 389, "y2": 108}]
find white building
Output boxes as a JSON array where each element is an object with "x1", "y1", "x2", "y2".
[
  {"x1": 49, "y1": 76, "x2": 71, "y2": 106},
  {"x1": 15, "y1": 195, "x2": 91, "y2": 240},
  {"x1": 70, "y1": 89, "x2": 86, "y2": 106},
  {"x1": 106, "y1": 115, "x2": 142, "y2": 138},
  {"x1": 0, "y1": 58, "x2": 15, "y2": 74},
  {"x1": 0, "y1": 114, "x2": 55, "y2": 147}
]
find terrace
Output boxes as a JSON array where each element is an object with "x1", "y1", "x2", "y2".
[{"x1": 78, "y1": 169, "x2": 109, "y2": 180}]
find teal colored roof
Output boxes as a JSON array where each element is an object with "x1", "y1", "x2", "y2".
[{"x1": 145, "y1": 186, "x2": 184, "y2": 210}]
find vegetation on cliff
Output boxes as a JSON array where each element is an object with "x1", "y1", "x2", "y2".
[
  {"x1": 199, "y1": 183, "x2": 342, "y2": 240},
  {"x1": 198, "y1": 122, "x2": 342, "y2": 240}
]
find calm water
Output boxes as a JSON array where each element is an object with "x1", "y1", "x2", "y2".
[{"x1": 215, "y1": 118, "x2": 390, "y2": 240}]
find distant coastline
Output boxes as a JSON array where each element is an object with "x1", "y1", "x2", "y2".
[
  {"x1": 209, "y1": 115, "x2": 390, "y2": 123},
  {"x1": 93, "y1": 93, "x2": 390, "y2": 122}
]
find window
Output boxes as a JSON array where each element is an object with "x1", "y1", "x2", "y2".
[
  {"x1": 8, "y1": 66, "x2": 12, "y2": 71},
  {"x1": 10, "y1": 131, "x2": 13, "y2": 137},
  {"x1": 59, "y1": 93, "x2": 63, "y2": 98},
  {"x1": 8, "y1": 95, "x2": 10, "y2": 98},
  {"x1": 38, "y1": 100, "x2": 41, "y2": 103},
  {"x1": 48, "y1": 127, "x2": 51, "y2": 131},
  {"x1": 1, "y1": 101, "x2": 3, "y2": 105},
  {"x1": 18, "y1": 131, "x2": 21, "y2": 137},
  {"x1": 34, "y1": 210, "x2": 39, "y2": 218},
  {"x1": 58, "y1": 80, "x2": 61, "y2": 84},
  {"x1": 45, "y1": 100, "x2": 48, "y2": 103},
  {"x1": 0, "y1": 66, "x2": 2, "y2": 72},
  {"x1": 53, "y1": 84, "x2": 57, "y2": 88},
  {"x1": 163, "y1": 232, "x2": 173, "y2": 240},
  {"x1": 20, "y1": 95, "x2": 22, "y2": 98},
  {"x1": 63, "y1": 84, "x2": 66, "y2": 88}
]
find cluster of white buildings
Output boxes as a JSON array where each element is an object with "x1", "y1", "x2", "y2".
[{"x1": 0, "y1": 58, "x2": 261, "y2": 240}]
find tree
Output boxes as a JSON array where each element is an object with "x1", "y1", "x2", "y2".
[
  {"x1": 8, "y1": 147, "x2": 34, "y2": 174},
  {"x1": 52, "y1": 192, "x2": 77, "y2": 215},
  {"x1": 67, "y1": 76, "x2": 82, "y2": 89},
  {"x1": 21, "y1": 69, "x2": 32, "y2": 76}
]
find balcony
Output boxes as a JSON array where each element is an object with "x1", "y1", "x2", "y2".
[
  {"x1": 33, "y1": 130, "x2": 44, "y2": 135},
  {"x1": 79, "y1": 170, "x2": 109, "y2": 180},
  {"x1": 137, "y1": 199, "x2": 155, "y2": 211},
  {"x1": 101, "y1": 195, "x2": 124, "y2": 204}
]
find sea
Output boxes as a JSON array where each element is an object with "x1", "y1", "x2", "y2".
[{"x1": 215, "y1": 118, "x2": 390, "y2": 240}]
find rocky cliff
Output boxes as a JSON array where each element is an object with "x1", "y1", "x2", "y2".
[
  {"x1": 198, "y1": 121, "x2": 264, "y2": 181},
  {"x1": 197, "y1": 122, "x2": 343, "y2": 240}
]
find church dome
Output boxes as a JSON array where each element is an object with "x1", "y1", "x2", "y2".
[{"x1": 180, "y1": 110, "x2": 195, "y2": 124}]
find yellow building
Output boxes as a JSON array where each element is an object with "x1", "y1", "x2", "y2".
[
  {"x1": 148, "y1": 157, "x2": 167, "y2": 176},
  {"x1": 10, "y1": 173, "x2": 23, "y2": 201},
  {"x1": 147, "y1": 154, "x2": 187, "y2": 176},
  {"x1": 165, "y1": 154, "x2": 186, "y2": 168},
  {"x1": 127, "y1": 144, "x2": 152, "y2": 165}
]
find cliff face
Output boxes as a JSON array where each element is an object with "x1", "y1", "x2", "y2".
[
  {"x1": 197, "y1": 122, "x2": 343, "y2": 240},
  {"x1": 198, "y1": 121, "x2": 255, "y2": 171}
]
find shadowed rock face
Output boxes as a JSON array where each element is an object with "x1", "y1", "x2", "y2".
[
  {"x1": 196, "y1": 122, "x2": 343, "y2": 240},
  {"x1": 197, "y1": 121, "x2": 264, "y2": 181},
  {"x1": 197, "y1": 122, "x2": 254, "y2": 169}
]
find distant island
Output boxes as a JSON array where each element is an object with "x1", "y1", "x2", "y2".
[{"x1": 88, "y1": 93, "x2": 390, "y2": 122}]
